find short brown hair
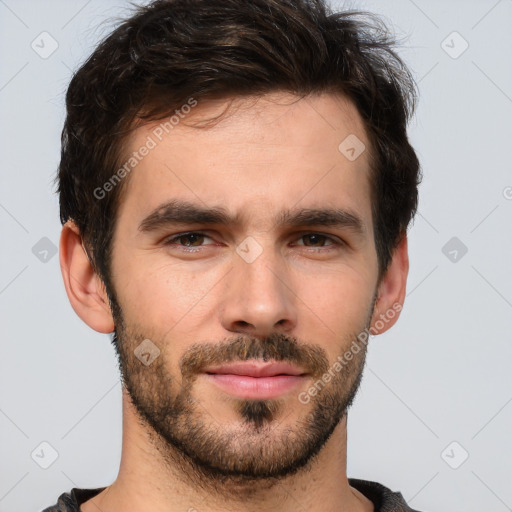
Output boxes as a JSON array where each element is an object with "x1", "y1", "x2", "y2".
[{"x1": 56, "y1": 0, "x2": 421, "y2": 293}]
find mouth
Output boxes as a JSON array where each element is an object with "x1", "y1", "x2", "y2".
[{"x1": 202, "y1": 361, "x2": 309, "y2": 399}]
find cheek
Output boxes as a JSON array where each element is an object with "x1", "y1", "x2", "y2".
[
  {"x1": 296, "y1": 269, "x2": 375, "y2": 345},
  {"x1": 114, "y1": 255, "x2": 225, "y2": 333}
]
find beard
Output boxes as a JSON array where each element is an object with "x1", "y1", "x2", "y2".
[{"x1": 107, "y1": 289, "x2": 376, "y2": 492}]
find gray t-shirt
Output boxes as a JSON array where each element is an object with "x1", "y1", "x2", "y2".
[{"x1": 41, "y1": 478, "x2": 422, "y2": 511}]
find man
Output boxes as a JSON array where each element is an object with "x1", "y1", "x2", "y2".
[{"x1": 44, "y1": 0, "x2": 422, "y2": 510}]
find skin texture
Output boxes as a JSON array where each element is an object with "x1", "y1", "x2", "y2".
[{"x1": 60, "y1": 91, "x2": 409, "y2": 512}]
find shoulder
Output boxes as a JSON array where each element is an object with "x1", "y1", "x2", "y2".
[
  {"x1": 349, "y1": 478, "x2": 424, "y2": 512},
  {"x1": 41, "y1": 487, "x2": 106, "y2": 512}
]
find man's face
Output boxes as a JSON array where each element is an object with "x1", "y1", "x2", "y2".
[{"x1": 107, "y1": 92, "x2": 379, "y2": 482}]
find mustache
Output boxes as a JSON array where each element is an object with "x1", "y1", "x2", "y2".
[{"x1": 179, "y1": 332, "x2": 330, "y2": 380}]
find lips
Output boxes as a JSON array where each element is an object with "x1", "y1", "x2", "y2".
[
  {"x1": 203, "y1": 361, "x2": 307, "y2": 378},
  {"x1": 202, "y1": 361, "x2": 308, "y2": 399}
]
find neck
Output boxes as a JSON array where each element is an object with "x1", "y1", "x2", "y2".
[{"x1": 81, "y1": 388, "x2": 373, "y2": 512}]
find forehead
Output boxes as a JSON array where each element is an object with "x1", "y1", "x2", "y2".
[{"x1": 116, "y1": 91, "x2": 373, "y2": 232}]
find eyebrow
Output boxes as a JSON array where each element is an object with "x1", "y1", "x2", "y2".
[{"x1": 138, "y1": 199, "x2": 366, "y2": 237}]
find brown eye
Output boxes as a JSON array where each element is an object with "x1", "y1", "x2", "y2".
[
  {"x1": 296, "y1": 233, "x2": 339, "y2": 248},
  {"x1": 174, "y1": 233, "x2": 205, "y2": 247},
  {"x1": 300, "y1": 234, "x2": 330, "y2": 247},
  {"x1": 164, "y1": 232, "x2": 214, "y2": 251}
]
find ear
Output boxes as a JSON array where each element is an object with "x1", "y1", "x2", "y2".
[
  {"x1": 370, "y1": 233, "x2": 409, "y2": 335},
  {"x1": 59, "y1": 220, "x2": 115, "y2": 333}
]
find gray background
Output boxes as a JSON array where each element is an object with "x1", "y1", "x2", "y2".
[{"x1": 1, "y1": 0, "x2": 511, "y2": 511}]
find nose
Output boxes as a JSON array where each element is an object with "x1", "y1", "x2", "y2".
[{"x1": 219, "y1": 244, "x2": 298, "y2": 337}]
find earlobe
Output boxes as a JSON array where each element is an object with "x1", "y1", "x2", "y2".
[
  {"x1": 59, "y1": 220, "x2": 115, "y2": 333},
  {"x1": 370, "y1": 234, "x2": 409, "y2": 335}
]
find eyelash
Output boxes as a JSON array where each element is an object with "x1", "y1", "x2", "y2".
[{"x1": 163, "y1": 231, "x2": 345, "y2": 253}]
